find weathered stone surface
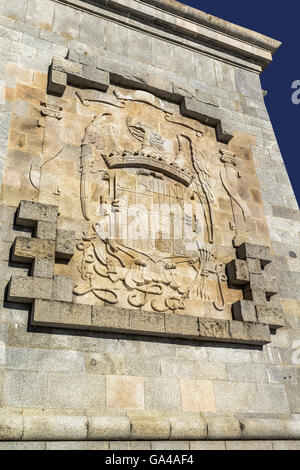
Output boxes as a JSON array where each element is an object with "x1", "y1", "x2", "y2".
[
  {"x1": 244, "y1": 285, "x2": 267, "y2": 304},
  {"x1": 130, "y1": 416, "x2": 170, "y2": 440},
  {"x1": 32, "y1": 258, "x2": 54, "y2": 278},
  {"x1": 46, "y1": 441, "x2": 109, "y2": 450},
  {"x1": 226, "y1": 441, "x2": 273, "y2": 450},
  {"x1": 272, "y1": 441, "x2": 300, "y2": 451},
  {"x1": 229, "y1": 320, "x2": 271, "y2": 345},
  {"x1": 227, "y1": 259, "x2": 249, "y2": 285},
  {"x1": 129, "y1": 311, "x2": 165, "y2": 334},
  {"x1": 226, "y1": 362, "x2": 269, "y2": 383},
  {"x1": 199, "y1": 319, "x2": 230, "y2": 341},
  {"x1": 52, "y1": 56, "x2": 82, "y2": 76},
  {"x1": 146, "y1": 73, "x2": 173, "y2": 100},
  {"x1": 160, "y1": 357, "x2": 194, "y2": 379},
  {"x1": 92, "y1": 306, "x2": 130, "y2": 330},
  {"x1": 67, "y1": 42, "x2": 98, "y2": 67},
  {"x1": 249, "y1": 273, "x2": 263, "y2": 290},
  {"x1": 262, "y1": 271, "x2": 278, "y2": 296},
  {"x1": 237, "y1": 242, "x2": 272, "y2": 266},
  {"x1": 150, "y1": 441, "x2": 190, "y2": 450},
  {"x1": 88, "y1": 416, "x2": 130, "y2": 440},
  {"x1": 247, "y1": 258, "x2": 262, "y2": 274},
  {"x1": 23, "y1": 415, "x2": 87, "y2": 440},
  {"x1": 32, "y1": 299, "x2": 92, "y2": 327},
  {"x1": 0, "y1": 0, "x2": 298, "y2": 447},
  {"x1": 70, "y1": 65, "x2": 109, "y2": 91},
  {"x1": 109, "y1": 441, "x2": 151, "y2": 450},
  {"x1": 8, "y1": 275, "x2": 53, "y2": 303},
  {"x1": 180, "y1": 379, "x2": 216, "y2": 412},
  {"x1": 214, "y1": 381, "x2": 260, "y2": 413},
  {"x1": 3, "y1": 370, "x2": 48, "y2": 407},
  {"x1": 0, "y1": 410, "x2": 23, "y2": 440},
  {"x1": 52, "y1": 275, "x2": 73, "y2": 302},
  {"x1": 256, "y1": 304, "x2": 285, "y2": 329},
  {"x1": 232, "y1": 300, "x2": 257, "y2": 323},
  {"x1": 48, "y1": 68, "x2": 66, "y2": 95},
  {"x1": 286, "y1": 415, "x2": 300, "y2": 438},
  {"x1": 169, "y1": 416, "x2": 207, "y2": 440},
  {"x1": 144, "y1": 377, "x2": 181, "y2": 411},
  {"x1": 240, "y1": 418, "x2": 289, "y2": 440},
  {"x1": 26, "y1": 348, "x2": 85, "y2": 373},
  {"x1": 87, "y1": 352, "x2": 125, "y2": 375},
  {"x1": 17, "y1": 200, "x2": 58, "y2": 226},
  {"x1": 165, "y1": 314, "x2": 198, "y2": 337},
  {"x1": 190, "y1": 441, "x2": 226, "y2": 450},
  {"x1": 180, "y1": 96, "x2": 233, "y2": 143},
  {"x1": 206, "y1": 416, "x2": 241, "y2": 440},
  {"x1": 106, "y1": 375, "x2": 145, "y2": 411},
  {"x1": 286, "y1": 386, "x2": 300, "y2": 414},
  {"x1": 256, "y1": 383, "x2": 290, "y2": 413},
  {"x1": 55, "y1": 229, "x2": 75, "y2": 260},
  {"x1": 12, "y1": 237, "x2": 55, "y2": 263},
  {"x1": 49, "y1": 55, "x2": 109, "y2": 94},
  {"x1": 35, "y1": 221, "x2": 56, "y2": 241},
  {"x1": 0, "y1": 442, "x2": 47, "y2": 450}
]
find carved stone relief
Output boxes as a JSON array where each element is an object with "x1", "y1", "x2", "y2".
[
  {"x1": 219, "y1": 149, "x2": 250, "y2": 247},
  {"x1": 2, "y1": 55, "x2": 285, "y2": 342},
  {"x1": 6, "y1": 200, "x2": 279, "y2": 345},
  {"x1": 67, "y1": 86, "x2": 240, "y2": 317}
]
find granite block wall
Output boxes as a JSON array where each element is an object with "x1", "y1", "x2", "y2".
[{"x1": 0, "y1": 0, "x2": 299, "y2": 448}]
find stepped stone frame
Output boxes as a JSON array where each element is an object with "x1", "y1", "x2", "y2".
[
  {"x1": 6, "y1": 51, "x2": 286, "y2": 346},
  {"x1": 7, "y1": 199, "x2": 280, "y2": 346},
  {"x1": 0, "y1": 0, "x2": 299, "y2": 450}
]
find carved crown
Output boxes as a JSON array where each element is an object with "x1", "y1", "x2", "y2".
[{"x1": 102, "y1": 150, "x2": 194, "y2": 187}]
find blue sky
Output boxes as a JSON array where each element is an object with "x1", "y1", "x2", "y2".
[{"x1": 180, "y1": 0, "x2": 300, "y2": 206}]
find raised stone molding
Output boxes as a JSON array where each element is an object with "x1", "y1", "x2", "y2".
[
  {"x1": 48, "y1": 55, "x2": 234, "y2": 143},
  {"x1": 0, "y1": 410, "x2": 299, "y2": 441},
  {"x1": 180, "y1": 97, "x2": 234, "y2": 143},
  {"x1": 6, "y1": 201, "x2": 286, "y2": 346},
  {"x1": 31, "y1": 300, "x2": 271, "y2": 346},
  {"x1": 7, "y1": 200, "x2": 75, "y2": 304},
  {"x1": 59, "y1": 0, "x2": 280, "y2": 70},
  {"x1": 228, "y1": 242, "x2": 285, "y2": 330}
]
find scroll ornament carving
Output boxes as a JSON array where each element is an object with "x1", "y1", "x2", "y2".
[
  {"x1": 40, "y1": 101, "x2": 63, "y2": 120},
  {"x1": 28, "y1": 101, "x2": 64, "y2": 193},
  {"x1": 73, "y1": 225, "x2": 227, "y2": 312}
]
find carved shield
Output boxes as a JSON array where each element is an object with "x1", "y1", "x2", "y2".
[{"x1": 72, "y1": 88, "x2": 228, "y2": 315}]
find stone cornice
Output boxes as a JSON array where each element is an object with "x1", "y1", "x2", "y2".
[
  {"x1": 56, "y1": 0, "x2": 281, "y2": 70},
  {"x1": 140, "y1": 0, "x2": 281, "y2": 53}
]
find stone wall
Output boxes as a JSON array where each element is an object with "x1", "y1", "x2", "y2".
[{"x1": 0, "y1": 0, "x2": 299, "y2": 449}]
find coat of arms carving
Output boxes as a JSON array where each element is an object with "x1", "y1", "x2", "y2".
[{"x1": 68, "y1": 87, "x2": 235, "y2": 317}]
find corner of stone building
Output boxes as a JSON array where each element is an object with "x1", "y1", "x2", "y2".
[{"x1": 0, "y1": 0, "x2": 299, "y2": 451}]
